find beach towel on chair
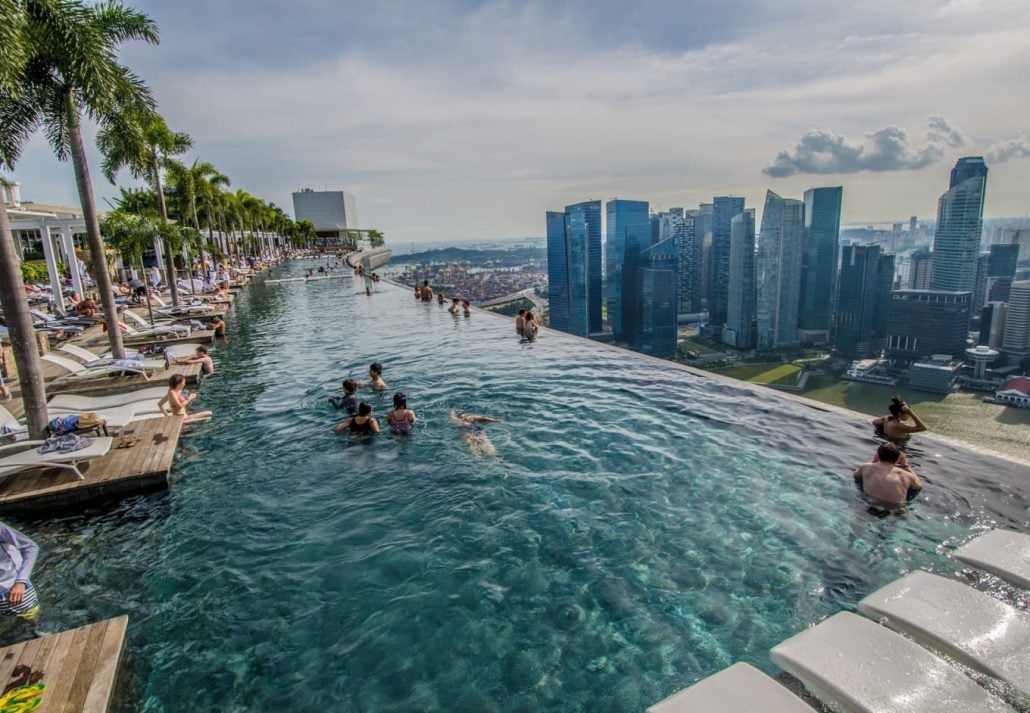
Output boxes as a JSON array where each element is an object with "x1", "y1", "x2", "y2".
[
  {"x1": 37, "y1": 434, "x2": 94, "y2": 454},
  {"x1": 47, "y1": 414, "x2": 80, "y2": 435}
]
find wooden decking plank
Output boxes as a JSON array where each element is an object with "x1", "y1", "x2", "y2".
[
  {"x1": 60, "y1": 620, "x2": 109, "y2": 712},
  {"x1": 33, "y1": 625, "x2": 87, "y2": 713},
  {"x1": 79, "y1": 616, "x2": 127, "y2": 713},
  {"x1": 0, "y1": 639, "x2": 30, "y2": 695}
]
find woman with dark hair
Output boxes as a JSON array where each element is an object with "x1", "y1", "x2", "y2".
[
  {"x1": 872, "y1": 396, "x2": 928, "y2": 440},
  {"x1": 334, "y1": 402, "x2": 380, "y2": 435},
  {"x1": 387, "y1": 393, "x2": 416, "y2": 434},
  {"x1": 522, "y1": 311, "x2": 539, "y2": 340},
  {"x1": 157, "y1": 374, "x2": 213, "y2": 423}
]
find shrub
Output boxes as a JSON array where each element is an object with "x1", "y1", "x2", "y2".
[{"x1": 19, "y1": 261, "x2": 64, "y2": 284}]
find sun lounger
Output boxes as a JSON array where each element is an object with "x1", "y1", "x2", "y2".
[
  {"x1": 45, "y1": 402, "x2": 161, "y2": 429},
  {"x1": 770, "y1": 612, "x2": 1015, "y2": 713},
  {"x1": 858, "y1": 571, "x2": 1030, "y2": 698},
  {"x1": 42, "y1": 353, "x2": 160, "y2": 383},
  {"x1": 57, "y1": 343, "x2": 166, "y2": 371},
  {"x1": 0, "y1": 437, "x2": 113, "y2": 480},
  {"x1": 47, "y1": 387, "x2": 168, "y2": 412},
  {"x1": 118, "y1": 321, "x2": 190, "y2": 339},
  {"x1": 648, "y1": 663, "x2": 814, "y2": 713},
  {"x1": 954, "y1": 530, "x2": 1030, "y2": 590}
]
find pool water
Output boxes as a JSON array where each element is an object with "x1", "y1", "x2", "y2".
[{"x1": 9, "y1": 260, "x2": 1030, "y2": 712}]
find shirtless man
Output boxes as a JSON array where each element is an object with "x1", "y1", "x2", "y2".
[
  {"x1": 420, "y1": 280, "x2": 433, "y2": 302},
  {"x1": 450, "y1": 408, "x2": 501, "y2": 458},
  {"x1": 175, "y1": 345, "x2": 214, "y2": 375},
  {"x1": 853, "y1": 442, "x2": 923, "y2": 505}
]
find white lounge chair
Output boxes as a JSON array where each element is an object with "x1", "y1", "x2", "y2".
[
  {"x1": 858, "y1": 571, "x2": 1030, "y2": 698},
  {"x1": 649, "y1": 663, "x2": 814, "y2": 713},
  {"x1": 57, "y1": 343, "x2": 166, "y2": 371},
  {"x1": 155, "y1": 304, "x2": 217, "y2": 318},
  {"x1": 47, "y1": 386, "x2": 168, "y2": 412},
  {"x1": 770, "y1": 612, "x2": 1015, "y2": 713},
  {"x1": 0, "y1": 437, "x2": 113, "y2": 480},
  {"x1": 0, "y1": 404, "x2": 28, "y2": 440},
  {"x1": 42, "y1": 353, "x2": 160, "y2": 383},
  {"x1": 118, "y1": 321, "x2": 190, "y2": 340},
  {"x1": 954, "y1": 530, "x2": 1030, "y2": 590}
]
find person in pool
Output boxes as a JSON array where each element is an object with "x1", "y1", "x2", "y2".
[
  {"x1": 158, "y1": 374, "x2": 213, "y2": 424},
  {"x1": 854, "y1": 442, "x2": 923, "y2": 505},
  {"x1": 436, "y1": 292, "x2": 445, "y2": 306},
  {"x1": 522, "y1": 311, "x2": 539, "y2": 340},
  {"x1": 462, "y1": 299, "x2": 471, "y2": 316},
  {"x1": 365, "y1": 362, "x2": 387, "y2": 390},
  {"x1": 420, "y1": 280, "x2": 433, "y2": 302},
  {"x1": 515, "y1": 309, "x2": 526, "y2": 336},
  {"x1": 328, "y1": 379, "x2": 359, "y2": 414},
  {"x1": 450, "y1": 408, "x2": 501, "y2": 458},
  {"x1": 175, "y1": 345, "x2": 214, "y2": 375},
  {"x1": 449, "y1": 298, "x2": 460, "y2": 315},
  {"x1": 387, "y1": 393, "x2": 416, "y2": 434},
  {"x1": 872, "y1": 396, "x2": 928, "y2": 441},
  {"x1": 334, "y1": 402, "x2": 380, "y2": 435}
]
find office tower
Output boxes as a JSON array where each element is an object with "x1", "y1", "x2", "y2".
[
  {"x1": 546, "y1": 201, "x2": 603, "y2": 337},
  {"x1": 675, "y1": 211, "x2": 701, "y2": 315},
  {"x1": 634, "y1": 238, "x2": 679, "y2": 358},
  {"x1": 909, "y1": 216, "x2": 917, "y2": 235},
  {"x1": 695, "y1": 203, "x2": 714, "y2": 308},
  {"x1": 1002, "y1": 281, "x2": 1030, "y2": 358},
  {"x1": 706, "y1": 197, "x2": 745, "y2": 335},
  {"x1": 756, "y1": 191, "x2": 804, "y2": 350},
  {"x1": 1009, "y1": 228, "x2": 1030, "y2": 263},
  {"x1": 930, "y1": 157, "x2": 988, "y2": 292},
  {"x1": 909, "y1": 249, "x2": 933, "y2": 289},
  {"x1": 723, "y1": 209, "x2": 756, "y2": 349},
  {"x1": 987, "y1": 243, "x2": 1020, "y2": 302},
  {"x1": 833, "y1": 245, "x2": 894, "y2": 357},
  {"x1": 798, "y1": 187, "x2": 843, "y2": 342},
  {"x1": 885, "y1": 290, "x2": 972, "y2": 362},
  {"x1": 972, "y1": 253, "x2": 989, "y2": 314},
  {"x1": 979, "y1": 302, "x2": 1008, "y2": 349},
  {"x1": 605, "y1": 199, "x2": 650, "y2": 342}
]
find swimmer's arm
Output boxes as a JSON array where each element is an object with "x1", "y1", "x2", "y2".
[
  {"x1": 469, "y1": 416, "x2": 500, "y2": 423},
  {"x1": 369, "y1": 418, "x2": 381, "y2": 433},
  {"x1": 407, "y1": 410, "x2": 417, "y2": 424},
  {"x1": 899, "y1": 406, "x2": 928, "y2": 433},
  {"x1": 334, "y1": 418, "x2": 353, "y2": 434},
  {"x1": 853, "y1": 465, "x2": 864, "y2": 481},
  {"x1": 906, "y1": 470, "x2": 923, "y2": 492}
]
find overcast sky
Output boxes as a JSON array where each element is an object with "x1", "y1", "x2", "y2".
[{"x1": 10, "y1": 0, "x2": 1030, "y2": 241}]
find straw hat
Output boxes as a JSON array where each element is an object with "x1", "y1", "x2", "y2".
[{"x1": 77, "y1": 412, "x2": 104, "y2": 430}]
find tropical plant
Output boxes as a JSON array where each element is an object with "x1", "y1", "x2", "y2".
[
  {"x1": 0, "y1": 0, "x2": 161, "y2": 359},
  {"x1": 367, "y1": 229, "x2": 385, "y2": 248},
  {"x1": 100, "y1": 208, "x2": 160, "y2": 323}
]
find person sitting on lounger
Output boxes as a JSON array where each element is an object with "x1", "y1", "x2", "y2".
[
  {"x1": 853, "y1": 442, "x2": 922, "y2": 506},
  {"x1": 175, "y1": 345, "x2": 214, "y2": 375},
  {"x1": 158, "y1": 374, "x2": 212, "y2": 423},
  {"x1": 74, "y1": 297, "x2": 98, "y2": 319},
  {"x1": 0, "y1": 521, "x2": 41, "y2": 622}
]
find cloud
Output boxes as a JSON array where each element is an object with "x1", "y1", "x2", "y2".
[
  {"x1": 763, "y1": 116, "x2": 966, "y2": 177},
  {"x1": 986, "y1": 135, "x2": 1030, "y2": 163}
]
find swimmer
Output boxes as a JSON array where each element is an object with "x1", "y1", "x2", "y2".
[
  {"x1": 334, "y1": 402, "x2": 380, "y2": 435},
  {"x1": 366, "y1": 362, "x2": 387, "y2": 390},
  {"x1": 420, "y1": 280, "x2": 433, "y2": 302},
  {"x1": 386, "y1": 392, "x2": 416, "y2": 434},
  {"x1": 449, "y1": 298, "x2": 460, "y2": 315},
  {"x1": 157, "y1": 374, "x2": 213, "y2": 424},
  {"x1": 175, "y1": 345, "x2": 214, "y2": 375},
  {"x1": 853, "y1": 442, "x2": 923, "y2": 505},
  {"x1": 414, "y1": 285, "x2": 421, "y2": 300},
  {"x1": 515, "y1": 309, "x2": 526, "y2": 336},
  {"x1": 462, "y1": 299, "x2": 471, "y2": 316},
  {"x1": 872, "y1": 396, "x2": 927, "y2": 440},
  {"x1": 328, "y1": 379, "x2": 359, "y2": 414},
  {"x1": 436, "y1": 292, "x2": 445, "y2": 306},
  {"x1": 450, "y1": 408, "x2": 500, "y2": 458},
  {"x1": 522, "y1": 311, "x2": 539, "y2": 340}
]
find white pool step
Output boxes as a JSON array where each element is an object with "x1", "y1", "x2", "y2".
[
  {"x1": 955, "y1": 529, "x2": 1030, "y2": 590},
  {"x1": 648, "y1": 662, "x2": 815, "y2": 713},
  {"x1": 858, "y1": 571, "x2": 1030, "y2": 698},
  {"x1": 770, "y1": 611, "x2": 1015, "y2": 712}
]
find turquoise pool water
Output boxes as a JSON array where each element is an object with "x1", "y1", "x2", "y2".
[{"x1": 9, "y1": 259, "x2": 1030, "y2": 711}]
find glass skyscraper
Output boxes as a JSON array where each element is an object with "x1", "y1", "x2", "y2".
[
  {"x1": 546, "y1": 201, "x2": 602, "y2": 337},
  {"x1": 798, "y1": 186, "x2": 843, "y2": 341},
  {"x1": 756, "y1": 190, "x2": 804, "y2": 351},
  {"x1": 635, "y1": 238, "x2": 679, "y2": 358},
  {"x1": 832, "y1": 244, "x2": 895, "y2": 358},
  {"x1": 931, "y1": 157, "x2": 988, "y2": 292},
  {"x1": 605, "y1": 199, "x2": 650, "y2": 342},
  {"x1": 707, "y1": 196, "x2": 745, "y2": 334},
  {"x1": 723, "y1": 209, "x2": 756, "y2": 349}
]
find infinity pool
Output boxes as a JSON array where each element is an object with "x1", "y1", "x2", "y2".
[{"x1": 9, "y1": 259, "x2": 1030, "y2": 711}]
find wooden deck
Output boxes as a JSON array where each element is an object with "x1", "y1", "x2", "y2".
[
  {"x1": 121, "y1": 330, "x2": 215, "y2": 349},
  {"x1": 42, "y1": 362, "x2": 202, "y2": 396},
  {"x1": 0, "y1": 616, "x2": 127, "y2": 713},
  {"x1": 0, "y1": 416, "x2": 183, "y2": 514}
]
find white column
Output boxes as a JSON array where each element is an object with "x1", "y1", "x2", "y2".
[
  {"x1": 59, "y1": 225, "x2": 84, "y2": 297},
  {"x1": 40, "y1": 222, "x2": 65, "y2": 315}
]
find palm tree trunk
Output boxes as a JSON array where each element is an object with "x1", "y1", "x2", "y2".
[
  {"x1": 152, "y1": 155, "x2": 180, "y2": 306},
  {"x1": 66, "y1": 91, "x2": 126, "y2": 359},
  {"x1": 0, "y1": 200, "x2": 49, "y2": 439},
  {"x1": 191, "y1": 199, "x2": 207, "y2": 276}
]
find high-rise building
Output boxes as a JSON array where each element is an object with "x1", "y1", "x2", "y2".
[
  {"x1": 1002, "y1": 281, "x2": 1030, "y2": 358},
  {"x1": 605, "y1": 199, "x2": 650, "y2": 342},
  {"x1": 756, "y1": 190, "x2": 804, "y2": 350},
  {"x1": 832, "y1": 245, "x2": 895, "y2": 358},
  {"x1": 909, "y1": 249, "x2": 933, "y2": 289},
  {"x1": 722, "y1": 209, "x2": 756, "y2": 349},
  {"x1": 979, "y1": 302, "x2": 1008, "y2": 349},
  {"x1": 930, "y1": 157, "x2": 988, "y2": 292},
  {"x1": 909, "y1": 216, "x2": 918, "y2": 236},
  {"x1": 634, "y1": 238, "x2": 679, "y2": 358},
  {"x1": 292, "y1": 188, "x2": 359, "y2": 246},
  {"x1": 987, "y1": 243, "x2": 1020, "y2": 303},
  {"x1": 676, "y1": 211, "x2": 702, "y2": 315},
  {"x1": 798, "y1": 187, "x2": 843, "y2": 343},
  {"x1": 972, "y1": 253, "x2": 990, "y2": 313},
  {"x1": 885, "y1": 289, "x2": 972, "y2": 362},
  {"x1": 546, "y1": 201, "x2": 603, "y2": 337},
  {"x1": 706, "y1": 197, "x2": 745, "y2": 336}
]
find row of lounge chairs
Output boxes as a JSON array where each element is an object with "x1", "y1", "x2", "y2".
[{"x1": 650, "y1": 528, "x2": 1030, "y2": 712}]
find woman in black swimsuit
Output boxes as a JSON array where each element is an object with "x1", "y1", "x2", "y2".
[{"x1": 334, "y1": 402, "x2": 381, "y2": 435}]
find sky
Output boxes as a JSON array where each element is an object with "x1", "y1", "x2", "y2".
[{"x1": 9, "y1": 0, "x2": 1030, "y2": 241}]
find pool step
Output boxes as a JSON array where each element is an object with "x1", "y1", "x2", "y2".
[
  {"x1": 954, "y1": 529, "x2": 1030, "y2": 590},
  {"x1": 647, "y1": 663, "x2": 815, "y2": 713}
]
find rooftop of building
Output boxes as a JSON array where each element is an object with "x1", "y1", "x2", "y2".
[{"x1": 999, "y1": 375, "x2": 1030, "y2": 395}]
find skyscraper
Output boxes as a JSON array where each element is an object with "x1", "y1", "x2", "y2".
[
  {"x1": 798, "y1": 187, "x2": 843, "y2": 342},
  {"x1": 546, "y1": 201, "x2": 602, "y2": 337},
  {"x1": 605, "y1": 199, "x2": 650, "y2": 342},
  {"x1": 833, "y1": 245, "x2": 895, "y2": 358},
  {"x1": 756, "y1": 190, "x2": 804, "y2": 350},
  {"x1": 676, "y1": 211, "x2": 702, "y2": 315},
  {"x1": 885, "y1": 290, "x2": 971, "y2": 362},
  {"x1": 706, "y1": 197, "x2": 745, "y2": 337},
  {"x1": 634, "y1": 238, "x2": 679, "y2": 358},
  {"x1": 930, "y1": 157, "x2": 988, "y2": 292},
  {"x1": 723, "y1": 209, "x2": 756, "y2": 349},
  {"x1": 1002, "y1": 281, "x2": 1030, "y2": 358},
  {"x1": 987, "y1": 243, "x2": 1020, "y2": 302},
  {"x1": 909, "y1": 249, "x2": 933, "y2": 289}
]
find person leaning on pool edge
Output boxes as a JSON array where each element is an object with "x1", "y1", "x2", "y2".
[
  {"x1": 854, "y1": 442, "x2": 923, "y2": 506},
  {"x1": 872, "y1": 396, "x2": 927, "y2": 441}
]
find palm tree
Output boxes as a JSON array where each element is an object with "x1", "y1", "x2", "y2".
[
  {"x1": 0, "y1": 4, "x2": 47, "y2": 438},
  {"x1": 100, "y1": 208, "x2": 159, "y2": 325},
  {"x1": 367, "y1": 229, "x2": 385, "y2": 248},
  {"x1": 0, "y1": 0, "x2": 160, "y2": 359},
  {"x1": 97, "y1": 111, "x2": 191, "y2": 306}
]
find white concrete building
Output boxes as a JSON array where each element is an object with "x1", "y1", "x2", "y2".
[{"x1": 292, "y1": 189, "x2": 358, "y2": 245}]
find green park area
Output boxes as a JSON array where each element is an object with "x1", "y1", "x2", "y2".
[{"x1": 713, "y1": 362, "x2": 803, "y2": 386}]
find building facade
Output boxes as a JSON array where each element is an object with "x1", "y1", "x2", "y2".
[
  {"x1": 292, "y1": 189, "x2": 359, "y2": 246},
  {"x1": 1001, "y1": 280, "x2": 1030, "y2": 359},
  {"x1": 706, "y1": 196, "x2": 745, "y2": 336},
  {"x1": 885, "y1": 289, "x2": 971, "y2": 362},
  {"x1": 634, "y1": 238, "x2": 679, "y2": 358},
  {"x1": 722, "y1": 209, "x2": 756, "y2": 349},
  {"x1": 909, "y1": 250, "x2": 933, "y2": 289},
  {"x1": 930, "y1": 157, "x2": 988, "y2": 292},
  {"x1": 546, "y1": 201, "x2": 603, "y2": 338},
  {"x1": 832, "y1": 245, "x2": 895, "y2": 358},
  {"x1": 605, "y1": 199, "x2": 650, "y2": 342},
  {"x1": 676, "y1": 210, "x2": 702, "y2": 315},
  {"x1": 798, "y1": 186, "x2": 843, "y2": 342},
  {"x1": 756, "y1": 191, "x2": 804, "y2": 350}
]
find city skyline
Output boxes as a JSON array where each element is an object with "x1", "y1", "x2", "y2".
[{"x1": 6, "y1": 0, "x2": 1030, "y2": 242}]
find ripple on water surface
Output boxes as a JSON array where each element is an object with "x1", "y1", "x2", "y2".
[{"x1": 10, "y1": 260, "x2": 1029, "y2": 712}]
